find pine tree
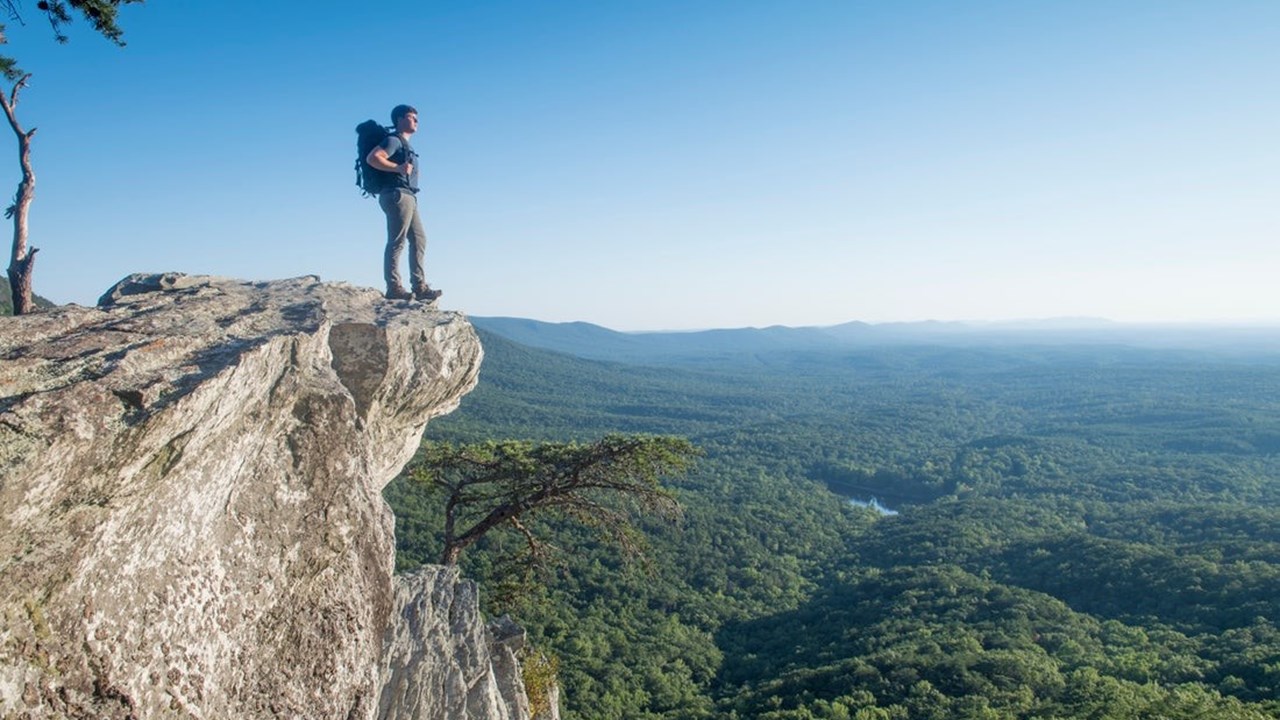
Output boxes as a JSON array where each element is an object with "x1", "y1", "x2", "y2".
[
  {"x1": 413, "y1": 434, "x2": 697, "y2": 566},
  {"x1": 0, "y1": 0, "x2": 141, "y2": 314}
]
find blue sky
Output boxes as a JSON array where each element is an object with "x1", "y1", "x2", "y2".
[{"x1": 4, "y1": 1, "x2": 1277, "y2": 330}]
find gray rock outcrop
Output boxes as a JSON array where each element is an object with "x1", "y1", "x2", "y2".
[
  {"x1": 0, "y1": 274, "x2": 534, "y2": 718},
  {"x1": 378, "y1": 567, "x2": 528, "y2": 720}
]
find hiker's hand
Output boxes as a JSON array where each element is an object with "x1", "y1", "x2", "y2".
[{"x1": 401, "y1": 162, "x2": 414, "y2": 176}]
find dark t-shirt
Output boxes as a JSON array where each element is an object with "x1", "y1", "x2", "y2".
[{"x1": 380, "y1": 134, "x2": 419, "y2": 193}]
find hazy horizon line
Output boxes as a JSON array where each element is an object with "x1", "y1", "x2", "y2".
[{"x1": 475, "y1": 314, "x2": 1280, "y2": 335}]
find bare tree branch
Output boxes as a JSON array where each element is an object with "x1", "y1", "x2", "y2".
[{"x1": 2, "y1": 73, "x2": 37, "y2": 314}]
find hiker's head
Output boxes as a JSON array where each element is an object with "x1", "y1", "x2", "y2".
[{"x1": 391, "y1": 104, "x2": 418, "y2": 133}]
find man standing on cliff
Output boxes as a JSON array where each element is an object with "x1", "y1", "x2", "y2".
[{"x1": 366, "y1": 104, "x2": 441, "y2": 302}]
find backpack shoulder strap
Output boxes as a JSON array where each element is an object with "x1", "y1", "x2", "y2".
[
  {"x1": 385, "y1": 131, "x2": 415, "y2": 163},
  {"x1": 391, "y1": 131, "x2": 416, "y2": 161}
]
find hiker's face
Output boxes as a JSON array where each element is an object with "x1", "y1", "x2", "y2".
[{"x1": 398, "y1": 112, "x2": 419, "y2": 134}]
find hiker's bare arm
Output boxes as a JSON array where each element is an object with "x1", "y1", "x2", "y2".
[{"x1": 366, "y1": 147, "x2": 405, "y2": 173}]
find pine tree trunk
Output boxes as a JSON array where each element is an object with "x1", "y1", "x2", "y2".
[
  {"x1": 7, "y1": 254, "x2": 35, "y2": 314},
  {"x1": 440, "y1": 545, "x2": 461, "y2": 566},
  {"x1": 2, "y1": 76, "x2": 38, "y2": 316}
]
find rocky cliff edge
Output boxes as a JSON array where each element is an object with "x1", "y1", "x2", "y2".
[{"x1": 0, "y1": 274, "x2": 531, "y2": 719}]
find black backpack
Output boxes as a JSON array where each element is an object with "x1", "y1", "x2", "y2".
[{"x1": 355, "y1": 120, "x2": 397, "y2": 197}]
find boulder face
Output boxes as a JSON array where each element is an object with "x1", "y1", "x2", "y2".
[
  {"x1": 378, "y1": 567, "x2": 530, "y2": 720},
  {"x1": 0, "y1": 274, "x2": 508, "y2": 718}
]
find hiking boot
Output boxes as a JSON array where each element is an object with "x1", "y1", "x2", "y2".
[
  {"x1": 385, "y1": 286, "x2": 412, "y2": 300},
  {"x1": 413, "y1": 286, "x2": 443, "y2": 302}
]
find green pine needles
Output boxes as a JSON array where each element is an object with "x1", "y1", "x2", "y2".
[
  {"x1": 411, "y1": 434, "x2": 698, "y2": 567},
  {"x1": 0, "y1": 0, "x2": 141, "y2": 79}
]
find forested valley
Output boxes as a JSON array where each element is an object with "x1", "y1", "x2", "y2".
[{"x1": 385, "y1": 324, "x2": 1280, "y2": 719}]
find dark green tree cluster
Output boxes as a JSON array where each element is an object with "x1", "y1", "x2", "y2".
[{"x1": 718, "y1": 566, "x2": 1274, "y2": 719}]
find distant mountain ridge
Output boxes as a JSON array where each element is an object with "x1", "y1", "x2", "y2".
[
  {"x1": 471, "y1": 316, "x2": 842, "y2": 364},
  {"x1": 471, "y1": 315, "x2": 1280, "y2": 364}
]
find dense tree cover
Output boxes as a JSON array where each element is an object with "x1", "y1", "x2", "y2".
[
  {"x1": 718, "y1": 566, "x2": 1275, "y2": 719},
  {"x1": 386, "y1": 329, "x2": 1280, "y2": 718}
]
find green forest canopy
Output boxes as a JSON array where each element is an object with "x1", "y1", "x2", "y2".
[{"x1": 387, "y1": 327, "x2": 1280, "y2": 719}]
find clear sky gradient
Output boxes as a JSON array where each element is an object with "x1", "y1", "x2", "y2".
[{"x1": 4, "y1": 1, "x2": 1277, "y2": 330}]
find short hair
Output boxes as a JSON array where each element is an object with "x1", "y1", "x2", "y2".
[{"x1": 391, "y1": 104, "x2": 418, "y2": 124}]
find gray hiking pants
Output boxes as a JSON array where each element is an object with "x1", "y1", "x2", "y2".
[{"x1": 379, "y1": 188, "x2": 427, "y2": 291}]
